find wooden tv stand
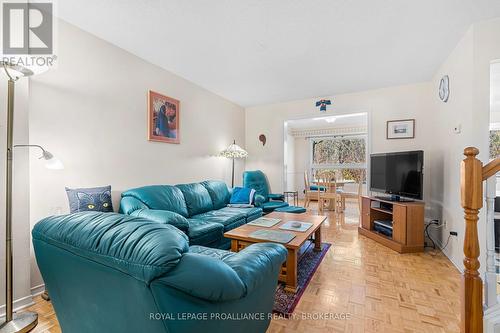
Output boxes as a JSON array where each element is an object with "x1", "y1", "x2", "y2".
[{"x1": 358, "y1": 196, "x2": 424, "y2": 253}]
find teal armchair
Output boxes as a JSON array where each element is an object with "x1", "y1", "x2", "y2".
[
  {"x1": 32, "y1": 212, "x2": 287, "y2": 333},
  {"x1": 243, "y1": 170, "x2": 288, "y2": 212}
]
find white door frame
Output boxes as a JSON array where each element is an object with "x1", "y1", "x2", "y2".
[{"x1": 282, "y1": 110, "x2": 372, "y2": 195}]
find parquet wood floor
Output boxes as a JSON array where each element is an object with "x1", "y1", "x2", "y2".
[{"x1": 22, "y1": 200, "x2": 461, "y2": 333}]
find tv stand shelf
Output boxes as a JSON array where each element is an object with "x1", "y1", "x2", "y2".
[
  {"x1": 371, "y1": 207, "x2": 393, "y2": 215},
  {"x1": 358, "y1": 196, "x2": 424, "y2": 253}
]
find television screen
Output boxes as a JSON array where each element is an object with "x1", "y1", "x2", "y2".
[{"x1": 370, "y1": 150, "x2": 423, "y2": 200}]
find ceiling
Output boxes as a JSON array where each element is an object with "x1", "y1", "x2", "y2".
[
  {"x1": 57, "y1": 0, "x2": 500, "y2": 107},
  {"x1": 287, "y1": 113, "x2": 367, "y2": 130}
]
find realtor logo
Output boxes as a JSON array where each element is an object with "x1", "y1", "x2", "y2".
[{"x1": 3, "y1": 2, "x2": 53, "y2": 54}]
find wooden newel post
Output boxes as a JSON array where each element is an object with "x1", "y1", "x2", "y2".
[{"x1": 460, "y1": 147, "x2": 483, "y2": 333}]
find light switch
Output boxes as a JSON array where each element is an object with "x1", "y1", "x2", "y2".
[{"x1": 453, "y1": 124, "x2": 461, "y2": 134}]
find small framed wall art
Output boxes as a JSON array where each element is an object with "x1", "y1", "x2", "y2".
[
  {"x1": 386, "y1": 119, "x2": 415, "y2": 139},
  {"x1": 148, "y1": 90, "x2": 180, "y2": 144}
]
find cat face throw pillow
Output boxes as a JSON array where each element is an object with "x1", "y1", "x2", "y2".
[{"x1": 65, "y1": 185, "x2": 113, "y2": 213}]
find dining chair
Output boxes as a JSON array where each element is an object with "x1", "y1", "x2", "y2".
[
  {"x1": 303, "y1": 171, "x2": 318, "y2": 207},
  {"x1": 339, "y1": 170, "x2": 365, "y2": 213},
  {"x1": 316, "y1": 171, "x2": 341, "y2": 213}
]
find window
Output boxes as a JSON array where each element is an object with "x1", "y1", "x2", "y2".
[
  {"x1": 310, "y1": 135, "x2": 367, "y2": 181},
  {"x1": 490, "y1": 128, "x2": 500, "y2": 160}
]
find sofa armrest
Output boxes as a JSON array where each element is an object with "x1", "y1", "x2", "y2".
[
  {"x1": 223, "y1": 243, "x2": 286, "y2": 295},
  {"x1": 254, "y1": 194, "x2": 266, "y2": 207},
  {"x1": 130, "y1": 209, "x2": 189, "y2": 232},
  {"x1": 152, "y1": 243, "x2": 287, "y2": 302},
  {"x1": 119, "y1": 196, "x2": 147, "y2": 215},
  {"x1": 152, "y1": 253, "x2": 246, "y2": 302}
]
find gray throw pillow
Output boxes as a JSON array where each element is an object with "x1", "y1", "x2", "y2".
[{"x1": 65, "y1": 185, "x2": 113, "y2": 213}]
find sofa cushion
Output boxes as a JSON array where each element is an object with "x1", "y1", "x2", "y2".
[
  {"x1": 130, "y1": 209, "x2": 190, "y2": 232},
  {"x1": 217, "y1": 206, "x2": 262, "y2": 220},
  {"x1": 186, "y1": 219, "x2": 224, "y2": 246},
  {"x1": 32, "y1": 212, "x2": 189, "y2": 284},
  {"x1": 121, "y1": 185, "x2": 189, "y2": 217},
  {"x1": 176, "y1": 183, "x2": 214, "y2": 216},
  {"x1": 189, "y1": 245, "x2": 236, "y2": 261},
  {"x1": 65, "y1": 185, "x2": 113, "y2": 213},
  {"x1": 223, "y1": 219, "x2": 247, "y2": 233},
  {"x1": 274, "y1": 206, "x2": 307, "y2": 214},
  {"x1": 230, "y1": 187, "x2": 256, "y2": 205},
  {"x1": 309, "y1": 185, "x2": 326, "y2": 192},
  {"x1": 268, "y1": 193, "x2": 285, "y2": 201},
  {"x1": 261, "y1": 201, "x2": 289, "y2": 212},
  {"x1": 247, "y1": 212, "x2": 262, "y2": 223},
  {"x1": 200, "y1": 180, "x2": 231, "y2": 210},
  {"x1": 191, "y1": 208, "x2": 246, "y2": 228}
]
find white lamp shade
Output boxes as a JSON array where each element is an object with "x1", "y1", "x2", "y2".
[
  {"x1": 220, "y1": 142, "x2": 248, "y2": 159},
  {"x1": 0, "y1": 61, "x2": 34, "y2": 78},
  {"x1": 0, "y1": 60, "x2": 51, "y2": 78},
  {"x1": 44, "y1": 157, "x2": 64, "y2": 170}
]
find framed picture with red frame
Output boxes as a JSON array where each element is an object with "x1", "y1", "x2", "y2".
[{"x1": 148, "y1": 90, "x2": 180, "y2": 144}]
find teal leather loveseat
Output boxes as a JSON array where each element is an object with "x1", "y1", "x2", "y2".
[
  {"x1": 119, "y1": 180, "x2": 262, "y2": 249},
  {"x1": 32, "y1": 212, "x2": 287, "y2": 333}
]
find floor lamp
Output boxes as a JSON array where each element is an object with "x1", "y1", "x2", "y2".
[
  {"x1": 220, "y1": 140, "x2": 248, "y2": 188},
  {"x1": 0, "y1": 62, "x2": 62, "y2": 333}
]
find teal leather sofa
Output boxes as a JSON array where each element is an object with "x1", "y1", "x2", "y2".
[
  {"x1": 119, "y1": 180, "x2": 262, "y2": 249},
  {"x1": 243, "y1": 171, "x2": 289, "y2": 213},
  {"x1": 32, "y1": 212, "x2": 287, "y2": 333}
]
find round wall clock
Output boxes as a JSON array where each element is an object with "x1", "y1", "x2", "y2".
[{"x1": 439, "y1": 75, "x2": 450, "y2": 102}]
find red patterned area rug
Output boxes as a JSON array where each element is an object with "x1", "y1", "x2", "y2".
[{"x1": 273, "y1": 242, "x2": 331, "y2": 316}]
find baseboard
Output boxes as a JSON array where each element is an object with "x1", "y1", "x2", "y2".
[
  {"x1": 0, "y1": 295, "x2": 35, "y2": 318},
  {"x1": 0, "y1": 284, "x2": 46, "y2": 319},
  {"x1": 31, "y1": 284, "x2": 46, "y2": 297},
  {"x1": 433, "y1": 238, "x2": 464, "y2": 274}
]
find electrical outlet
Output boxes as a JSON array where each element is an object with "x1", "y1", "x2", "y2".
[{"x1": 450, "y1": 231, "x2": 458, "y2": 236}]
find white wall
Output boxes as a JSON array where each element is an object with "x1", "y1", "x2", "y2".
[
  {"x1": 28, "y1": 20, "x2": 246, "y2": 289},
  {"x1": 0, "y1": 78, "x2": 33, "y2": 314},
  {"x1": 491, "y1": 62, "x2": 500, "y2": 123},
  {"x1": 245, "y1": 82, "x2": 434, "y2": 199},
  {"x1": 284, "y1": 129, "x2": 295, "y2": 191},
  {"x1": 293, "y1": 137, "x2": 309, "y2": 197},
  {"x1": 245, "y1": 19, "x2": 500, "y2": 275},
  {"x1": 428, "y1": 27, "x2": 477, "y2": 270},
  {"x1": 427, "y1": 18, "x2": 500, "y2": 273}
]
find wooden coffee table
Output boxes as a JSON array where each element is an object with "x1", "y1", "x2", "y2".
[{"x1": 224, "y1": 212, "x2": 327, "y2": 292}]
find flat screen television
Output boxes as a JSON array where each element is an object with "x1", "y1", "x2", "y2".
[{"x1": 370, "y1": 150, "x2": 423, "y2": 200}]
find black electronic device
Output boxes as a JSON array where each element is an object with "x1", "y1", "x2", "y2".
[{"x1": 370, "y1": 150, "x2": 423, "y2": 201}]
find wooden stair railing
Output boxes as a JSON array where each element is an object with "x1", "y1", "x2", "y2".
[{"x1": 460, "y1": 147, "x2": 500, "y2": 333}]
